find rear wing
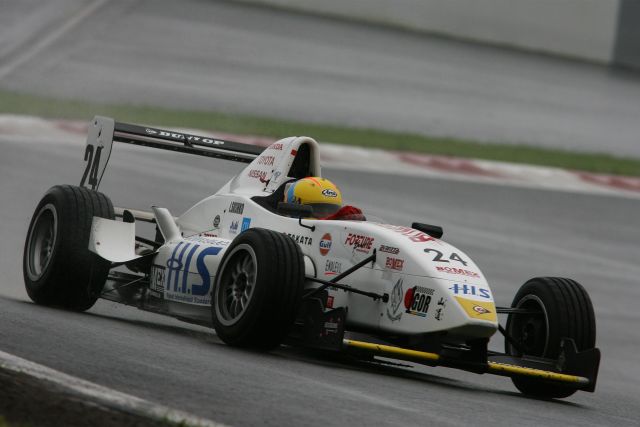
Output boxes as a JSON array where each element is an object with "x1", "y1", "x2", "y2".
[{"x1": 79, "y1": 116, "x2": 265, "y2": 191}]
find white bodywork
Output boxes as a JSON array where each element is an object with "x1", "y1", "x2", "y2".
[{"x1": 90, "y1": 130, "x2": 498, "y2": 340}]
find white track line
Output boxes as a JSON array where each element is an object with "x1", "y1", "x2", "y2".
[
  {"x1": 0, "y1": 0, "x2": 109, "y2": 80},
  {"x1": 0, "y1": 349, "x2": 227, "y2": 427}
]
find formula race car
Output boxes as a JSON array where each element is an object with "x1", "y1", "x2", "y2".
[{"x1": 23, "y1": 117, "x2": 600, "y2": 399}]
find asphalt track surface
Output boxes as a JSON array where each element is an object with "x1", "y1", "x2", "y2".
[
  {"x1": 1, "y1": 134, "x2": 640, "y2": 426},
  {"x1": 2, "y1": 0, "x2": 640, "y2": 157}
]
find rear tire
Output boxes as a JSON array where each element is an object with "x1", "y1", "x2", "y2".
[
  {"x1": 23, "y1": 185, "x2": 114, "y2": 311},
  {"x1": 505, "y1": 277, "x2": 596, "y2": 398},
  {"x1": 212, "y1": 228, "x2": 304, "y2": 350}
]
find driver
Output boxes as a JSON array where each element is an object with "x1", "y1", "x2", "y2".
[{"x1": 283, "y1": 177, "x2": 365, "y2": 220}]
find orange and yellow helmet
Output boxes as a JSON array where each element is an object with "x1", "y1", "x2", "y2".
[{"x1": 284, "y1": 177, "x2": 342, "y2": 218}]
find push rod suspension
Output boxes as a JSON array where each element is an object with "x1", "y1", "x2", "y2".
[
  {"x1": 304, "y1": 251, "x2": 377, "y2": 299},
  {"x1": 305, "y1": 276, "x2": 388, "y2": 302}
]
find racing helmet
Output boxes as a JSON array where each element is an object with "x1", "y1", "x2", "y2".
[{"x1": 284, "y1": 177, "x2": 342, "y2": 218}]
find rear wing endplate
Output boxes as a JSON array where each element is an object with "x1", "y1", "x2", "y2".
[{"x1": 79, "y1": 116, "x2": 264, "y2": 190}]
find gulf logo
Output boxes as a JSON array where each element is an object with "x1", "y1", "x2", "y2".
[{"x1": 319, "y1": 233, "x2": 332, "y2": 256}]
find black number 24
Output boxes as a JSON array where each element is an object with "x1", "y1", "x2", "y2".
[
  {"x1": 80, "y1": 145, "x2": 103, "y2": 190},
  {"x1": 424, "y1": 248, "x2": 468, "y2": 266}
]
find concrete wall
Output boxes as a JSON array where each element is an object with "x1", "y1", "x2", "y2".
[
  {"x1": 234, "y1": 0, "x2": 623, "y2": 64},
  {"x1": 614, "y1": 0, "x2": 640, "y2": 69}
]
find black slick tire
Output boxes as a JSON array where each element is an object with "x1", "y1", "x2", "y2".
[
  {"x1": 505, "y1": 277, "x2": 596, "y2": 398},
  {"x1": 211, "y1": 228, "x2": 304, "y2": 350},
  {"x1": 23, "y1": 185, "x2": 115, "y2": 311}
]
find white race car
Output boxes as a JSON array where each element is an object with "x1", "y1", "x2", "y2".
[{"x1": 23, "y1": 117, "x2": 600, "y2": 399}]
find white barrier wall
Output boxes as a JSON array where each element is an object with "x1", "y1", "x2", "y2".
[{"x1": 234, "y1": 0, "x2": 620, "y2": 63}]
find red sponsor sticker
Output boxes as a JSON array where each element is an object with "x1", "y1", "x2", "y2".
[
  {"x1": 435, "y1": 266, "x2": 480, "y2": 278},
  {"x1": 326, "y1": 295, "x2": 334, "y2": 309},
  {"x1": 385, "y1": 257, "x2": 404, "y2": 271},
  {"x1": 248, "y1": 169, "x2": 267, "y2": 180},
  {"x1": 404, "y1": 287, "x2": 415, "y2": 310},
  {"x1": 257, "y1": 155, "x2": 275, "y2": 166},
  {"x1": 379, "y1": 224, "x2": 436, "y2": 243},
  {"x1": 344, "y1": 233, "x2": 375, "y2": 253}
]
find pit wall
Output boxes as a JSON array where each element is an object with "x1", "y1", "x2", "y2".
[{"x1": 232, "y1": 0, "x2": 640, "y2": 69}]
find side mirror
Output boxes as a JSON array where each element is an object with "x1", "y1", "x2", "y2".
[
  {"x1": 277, "y1": 202, "x2": 313, "y2": 218},
  {"x1": 411, "y1": 222, "x2": 444, "y2": 239}
]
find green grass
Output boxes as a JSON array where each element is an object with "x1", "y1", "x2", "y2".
[{"x1": 2, "y1": 89, "x2": 639, "y2": 176}]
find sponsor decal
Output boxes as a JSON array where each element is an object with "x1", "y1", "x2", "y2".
[
  {"x1": 229, "y1": 220, "x2": 239, "y2": 234},
  {"x1": 435, "y1": 266, "x2": 479, "y2": 278},
  {"x1": 144, "y1": 128, "x2": 225, "y2": 146},
  {"x1": 379, "y1": 224, "x2": 436, "y2": 243},
  {"x1": 270, "y1": 143, "x2": 283, "y2": 151},
  {"x1": 257, "y1": 155, "x2": 275, "y2": 166},
  {"x1": 320, "y1": 314, "x2": 342, "y2": 337},
  {"x1": 326, "y1": 295, "x2": 334, "y2": 309},
  {"x1": 241, "y1": 217, "x2": 251, "y2": 232},
  {"x1": 455, "y1": 297, "x2": 497, "y2": 322},
  {"x1": 319, "y1": 233, "x2": 332, "y2": 256},
  {"x1": 344, "y1": 233, "x2": 375, "y2": 254},
  {"x1": 403, "y1": 286, "x2": 434, "y2": 317},
  {"x1": 229, "y1": 202, "x2": 244, "y2": 215},
  {"x1": 248, "y1": 169, "x2": 268, "y2": 181},
  {"x1": 386, "y1": 279, "x2": 404, "y2": 322},
  {"x1": 435, "y1": 297, "x2": 446, "y2": 321},
  {"x1": 324, "y1": 259, "x2": 342, "y2": 276},
  {"x1": 473, "y1": 305, "x2": 491, "y2": 315},
  {"x1": 321, "y1": 188, "x2": 338, "y2": 198},
  {"x1": 164, "y1": 242, "x2": 223, "y2": 305},
  {"x1": 449, "y1": 283, "x2": 492, "y2": 300},
  {"x1": 324, "y1": 321, "x2": 339, "y2": 333},
  {"x1": 286, "y1": 233, "x2": 312, "y2": 246},
  {"x1": 213, "y1": 215, "x2": 221, "y2": 228},
  {"x1": 424, "y1": 249, "x2": 468, "y2": 266},
  {"x1": 379, "y1": 245, "x2": 400, "y2": 255},
  {"x1": 385, "y1": 257, "x2": 404, "y2": 271},
  {"x1": 188, "y1": 236, "x2": 230, "y2": 246},
  {"x1": 150, "y1": 265, "x2": 165, "y2": 292}
]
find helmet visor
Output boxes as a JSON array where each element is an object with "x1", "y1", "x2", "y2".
[{"x1": 308, "y1": 203, "x2": 341, "y2": 219}]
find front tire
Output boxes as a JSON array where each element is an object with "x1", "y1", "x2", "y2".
[
  {"x1": 212, "y1": 228, "x2": 304, "y2": 350},
  {"x1": 505, "y1": 277, "x2": 596, "y2": 398},
  {"x1": 23, "y1": 185, "x2": 114, "y2": 311}
]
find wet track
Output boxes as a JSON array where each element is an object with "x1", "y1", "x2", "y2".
[
  {"x1": 1, "y1": 135, "x2": 640, "y2": 426},
  {"x1": 1, "y1": 0, "x2": 640, "y2": 156},
  {"x1": 2, "y1": 1, "x2": 640, "y2": 425}
]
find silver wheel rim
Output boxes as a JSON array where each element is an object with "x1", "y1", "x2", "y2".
[
  {"x1": 26, "y1": 203, "x2": 58, "y2": 281},
  {"x1": 511, "y1": 294, "x2": 550, "y2": 356},
  {"x1": 214, "y1": 244, "x2": 258, "y2": 326}
]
